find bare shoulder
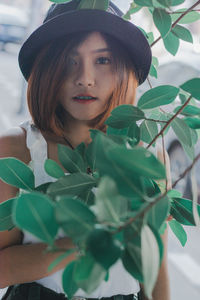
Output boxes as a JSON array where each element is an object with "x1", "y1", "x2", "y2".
[
  {"x1": 0, "y1": 127, "x2": 30, "y2": 249},
  {"x1": 0, "y1": 126, "x2": 31, "y2": 163}
]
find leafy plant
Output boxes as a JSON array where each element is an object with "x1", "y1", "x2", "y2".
[{"x1": 1, "y1": 0, "x2": 200, "y2": 299}]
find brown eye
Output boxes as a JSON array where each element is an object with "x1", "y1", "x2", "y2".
[
  {"x1": 96, "y1": 57, "x2": 112, "y2": 65},
  {"x1": 68, "y1": 57, "x2": 78, "y2": 66}
]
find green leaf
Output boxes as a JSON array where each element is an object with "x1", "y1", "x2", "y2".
[
  {"x1": 163, "y1": 31, "x2": 180, "y2": 55},
  {"x1": 152, "y1": 0, "x2": 165, "y2": 9},
  {"x1": 184, "y1": 117, "x2": 200, "y2": 129},
  {"x1": 141, "y1": 225, "x2": 160, "y2": 299},
  {"x1": 13, "y1": 192, "x2": 58, "y2": 244},
  {"x1": 105, "y1": 105, "x2": 145, "y2": 129},
  {"x1": 122, "y1": 248, "x2": 143, "y2": 282},
  {"x1": 143, "y1": 179, "x2": 161, "y2": 198},
  {"x1": 171, "y1": 9, "x2": 200, "y2": 24},
  {"x1": 127, "y1": 122, "x2": 140, "y2": 145},
  {"x1": 152, "y1": 56, "x2": 159, "y2": 68},
  {"x1": 58, "y1": 144, "x2": 85, "y2": 174},
  {"x1": 179, "y1": 93, "x2": 187, "y2": 104},
  {"x1": 170, "y1": 197, "x2": 200, "y2": 225},
  {"x1": 171, "y1": 117, "x2": 192, "y2": 146},
  {"x1": 174, "y1": 105, "x2": 200, "y2": 116},
  {"x1": 150, "y1": 225, "x2": 164, "y2": 263},
  {"x1": 35, "y1": 182, "x2": 51, "y2": 193},
  {"x1": 149, "y1": 64, "x2": 157, "y2": 78},
  {"x1": 138, "y1": 27, "x2": 155, "y2": 45},
  {"x1": 47, "y1": 173, "x2": 96, "y2": 198},
  {"x1": 107, "y1": 127, "x2": 128, "y2": 137},
  {"x1": 87, "y1": 228, "x2": 121, "y2": 270},
  {"x1": 75, "y1": 142, "x2": 87, "y2": 160},
  {"x1": 94, "y1": 133, "x2": 145, "y2": 198},
  {"x1": 140, "y1": 120, "x2": 158, "y2": 144},
  {"x1": 85, "y1": 130, "x2": 101, "y2": 172},
  {"x1": 171, "y1": 0, "x2": 184, "y2": 5},
  {"x1": 74, "y1": 253, "x2": 106, "y2": 293},
  {"x1": 55, "y1": 196, "x2": 96, "y2": 240},
  {"x1": 180, "y1": 78, "x2": 200, "y2": 100},
  {"x1": 107, "y1": 146, "x2": 166, "y2": 180},
  {"x1": 95, "y1": 176, "x2": 128, "y2": 224},
  {"x1": 48, "y1": 249, "x2": 76, "y2": 272},
  {"x1": 156, "y1": 0, "x2": 172, "y2": 7},
  {"x1": 0, "y1": 198, "x2": 16, "y2": 231},
  {"x1": 138, "y1": 85, "x2": 179, "y2": 109},
  {"x1": 122, "y1": 221, "x2": 143, "y2": 282},
  {"x1": 135, "y1": 0, "x2": 153, "y2": 6},
  {"x1": 79, "y1": 189, "x2": 95, "y2": 206},
  {"x1": 78, "y1": 0, "x2": 109, "y2": 10},
  {"x1": 153, "y1": 8, "x2": 172, "y2": 38},
  {"x1": 123, "y1": 3, "x2": 142, "y2": 20},
  {"x1": 181, "y1": 143, "x2": 195, "y2": 161},
  {"x1": 159, "y1": 222, "x2": 167, "y2": 235},
  {"x1": 172, "y1": 25, "x2": 193, "y2": 43},
  {"x1": 169, "y1": 219, "x2": 187, "y2": 246},
  {"x1": 167, "y1": 189, "x2": 182, "y2": 198},
  {"x1": 0, "y1": 158, "x2": 34, "y2": 190},
  {"x1": 147, "y1": 196, "x2": 170, "y2": 230},
  {"x1": 49, "y1": 0, "x2": 72, "y2": 3},
  {"x1": 62, "y1": 261, "x2": 78, "y2": 299},
  {"x1": 44, "y1": 159, "x2": 65, "y2": 179}
]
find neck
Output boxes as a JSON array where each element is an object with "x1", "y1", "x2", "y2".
[{"x1": 63, "y1": 119, "x2": 92, "y2": 149}]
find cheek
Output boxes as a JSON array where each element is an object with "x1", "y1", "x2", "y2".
[{"x1": 101, "y1": 73, "x2": 116, "y2": 95}]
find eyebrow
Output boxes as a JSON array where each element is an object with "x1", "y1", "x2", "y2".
[{"x1": 71, "y1": 48, "x2": 111, "y2": 55}]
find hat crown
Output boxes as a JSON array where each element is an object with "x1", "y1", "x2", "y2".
[{"x1": 44, "y1": 0, "x2": 123, "y2": 24}]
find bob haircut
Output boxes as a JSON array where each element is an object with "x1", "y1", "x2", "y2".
[{"x1": 27, "y1": 31, "x2": 138, "y2": 137}]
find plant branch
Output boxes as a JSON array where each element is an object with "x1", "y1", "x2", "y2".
[
  {"x1": 147, "y1": 76, "x2": 153, "y2": 89},
  {"x1": 114, "y1": 191, "x2": 169, "y2": 234},
  {"x1": 146, "y1": 95, "x2": 192, "y2": 149},
  {"x1": 150, "y1": 0, "x2": 200, "y2": 48},
  {"x1": 114, "y1": 151, "x2": 200, "y2": 234},
  {"x1": 172, "y1": 152, "x2": 200, "y2": 189},
  {"x1": 168, "y1": 9, "x2": 200, "y2": 14},
  {"x1": 145, "y1": 118, "x2": 168, "y2": 123}
]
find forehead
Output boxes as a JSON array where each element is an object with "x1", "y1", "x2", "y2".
[{"x1": 72, "y1": 32, "x2": 109, "y2": 54}]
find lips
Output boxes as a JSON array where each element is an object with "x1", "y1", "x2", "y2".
[
  {"x1": 73, "y1": 94, "x2": 97, "y2": 100},
  {"x1": 72, "y1": 94, "x2": 98, "y2": 104}
]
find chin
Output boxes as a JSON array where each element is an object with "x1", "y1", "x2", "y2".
[{"x1": 71, "y1": 112, "x2": 104, "y2": 122}]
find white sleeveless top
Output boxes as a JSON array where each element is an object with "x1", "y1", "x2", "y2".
[{"x1": 20, "y1": 120, "x2": 140, "y2": 297}]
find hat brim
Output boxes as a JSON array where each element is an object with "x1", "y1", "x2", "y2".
[{"x1": 18, "y1": 9, "x2": 152, "y2": 84}]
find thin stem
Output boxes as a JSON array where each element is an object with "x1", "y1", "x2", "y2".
[
  {"x1": 112, "y1": 150, "x2": 200, "y2": 234},
  {"x1": 147, "y1": 95, "x2": 192, "y2": 149},
  {"x1": 145, "y1": 118, "x2": 168, "y2": 123},
  {"x1": 172, "y1": 152, "x2": 200, "y2": 189},
  {"x1": 151, "y1": 0, "x2": 200, "y2": 48},
  {"x1": 147, "y1": 76, "x2": 153, "y2": 89},
  {"x1": 168, "y1": 9, "x2": 200, "y2": 14}
]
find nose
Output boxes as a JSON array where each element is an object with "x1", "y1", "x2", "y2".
[{"x1": 75, "y1": 61, "x2": 95, "y2": 87}]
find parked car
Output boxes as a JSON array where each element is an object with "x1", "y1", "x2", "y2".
[
  {"x1": 0, "y1": 5, "x2": 28, "y2": 50},
  {"x1": 137, "y1": 48, "x2": 200, "y2": 201}
]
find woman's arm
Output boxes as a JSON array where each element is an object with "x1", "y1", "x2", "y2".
[
  {"x1": 139, "y1": 148, "x2": 171, "y2": 300},
  {"x1": 0, "y1": 128, "x2": 76, "y2": 288},
  {"x1": 0, "y1": 236, "x2": 76, "y2": 288}
]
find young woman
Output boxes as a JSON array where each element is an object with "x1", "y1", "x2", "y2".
[{"x1": 0, "y1": 1, "x2": 170, "y2": 299}]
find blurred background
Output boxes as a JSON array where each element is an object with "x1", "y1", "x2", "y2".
[{"x1": 0, "y1": 0, "x2": 200, "y2": 299}]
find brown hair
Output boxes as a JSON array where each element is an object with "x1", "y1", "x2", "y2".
[{"x1": 27, "y1": 31, "x2": 138, "y2": 136}]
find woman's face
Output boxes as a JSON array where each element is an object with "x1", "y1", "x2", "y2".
[{"x1": 59, "y1": 32, "x2": 116, "y2": 124}]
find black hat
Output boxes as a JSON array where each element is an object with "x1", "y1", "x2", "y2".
[{"x1": 18, "y1": 0, "x2": 152, "y2": 84}]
